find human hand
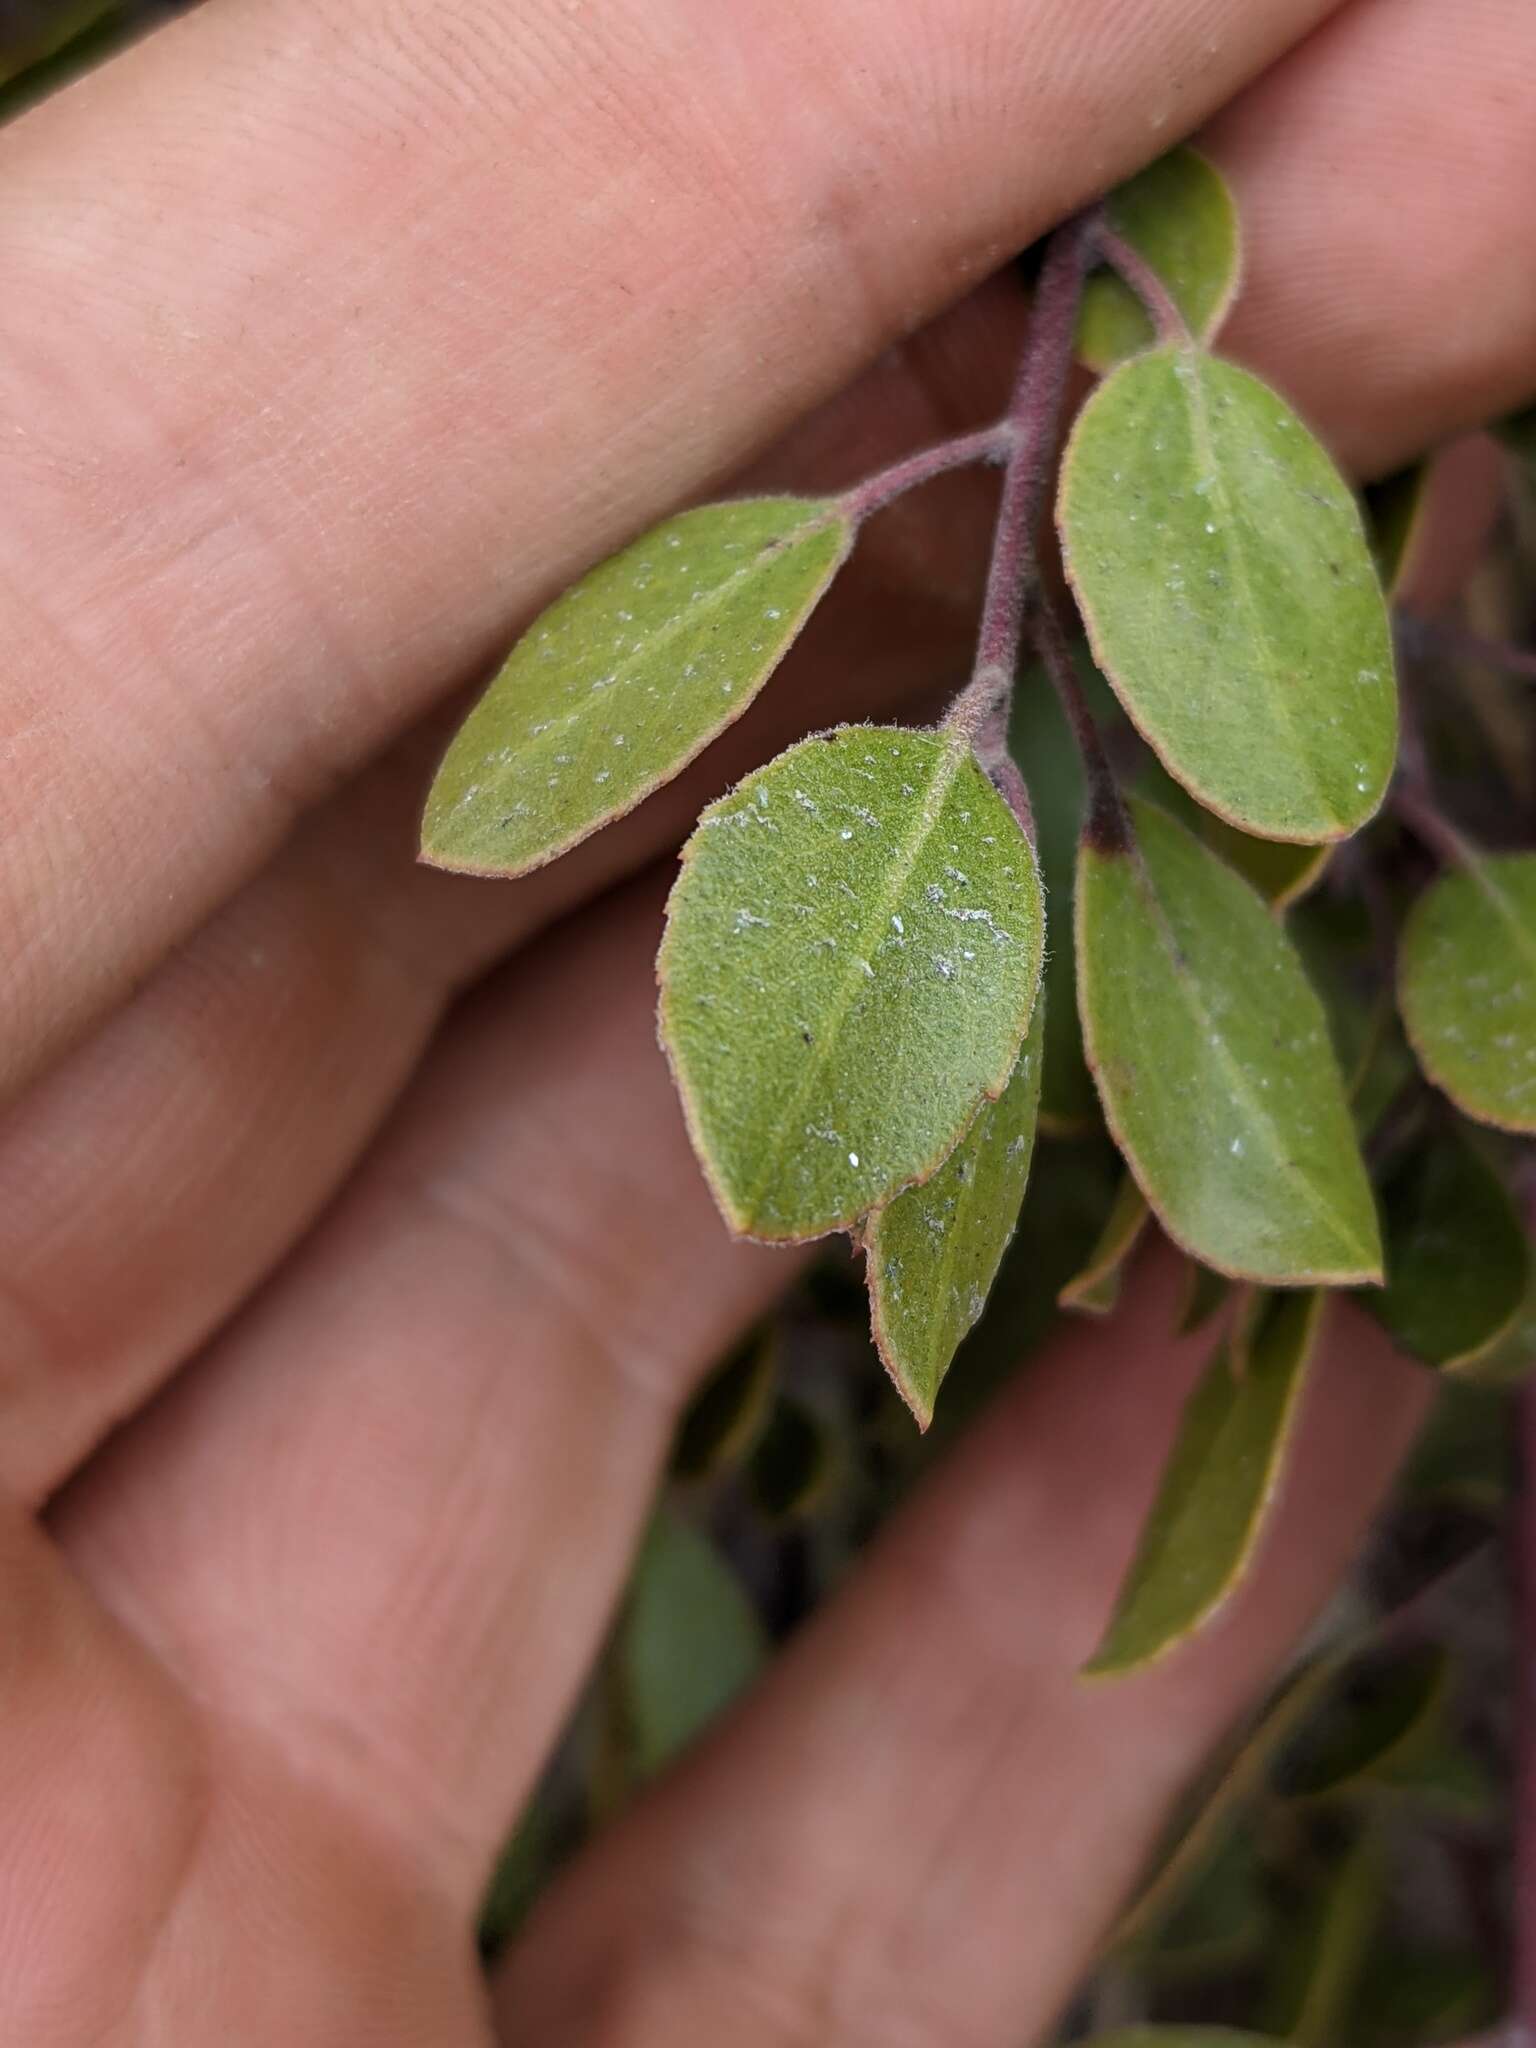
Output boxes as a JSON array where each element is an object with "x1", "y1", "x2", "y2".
[{"x1": 0, "y1": 0, "x2": 1529, "y2": 2038}]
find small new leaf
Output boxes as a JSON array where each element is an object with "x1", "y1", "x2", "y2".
[
  {"x1": 1077, "y1": 146, "x2": 1242, "y2": 369},
  {"x1": 865, "y1": 999, "x2": 1044, "y2": 1426},
  {"x1": 1086, "y1": 1290, "x2": 1327, "y2": 1675},
  {"x1": 1059, "y1": 347, "x2": 1397, "y2": 842},
  {"x1": 1398, "y1": 851, "x2": 1536, "y2": 1133},
  {"x1": 1077, "y1": 800, "x2": 1382, "y2": 1285},
  {"x1": 1365, "y1": 1126, "x2": 1530, "y2": 1372},
  {"x1": 660, "y1": 726, "x2": 1044, "y2": 1242},
  {"x1": 422, "y1": 497, "x2": 853, "y2": 875},
  {"x1": 1058, "y1": 1172, "x2": 1150, "y2": 1315}
]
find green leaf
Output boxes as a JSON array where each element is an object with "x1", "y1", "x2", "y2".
[
  {"x1": 1087, "y1": 1290, "x2": 1326, "y2": 1674},
  {"x1": 659, "y1": 726, "x2": 1044, "y2": 1240},
  {"x1": 1398, "y1": 850, "x2": 1536, "y2": 1134},
  {"x1": 1264, "y1": 1830, "x2": 1384, "y2": 2048},
  {"x1": 1058, "y1": 1172, "x2": 1149, "y2": 1315},
  {"x1": 422, "y1": 496, "x2": 853, "y2": 875},
  {"x1": 1077, "y1": 147, "x2": 1242, "y2": 370},
  {"x1": 1077, "y1": 799, "x2": 1382, "y2": 1283},
  {"x1": 1116, "y1": 1655, "x2": 1340, "y2": 1950},
  {"x1": 1009, "y1": 667, "x2": 1097, "y2": 1132},
  {"x1": 1278, "y1": 1645, "x2": 1448, "y2": 1801},
  {"x1": 1364, "y1": 1126, "x2": 1530, "y2": 1372},
  {"x1": 671, "y1": 1327, "x2": 776, "y2": 1479},
  {"x1": 1175, "y1": 1258, "x2": 1231, "y2": 1335},
  {"x1": 749, "y1": 1397, "x2": 832, "y2": 1522},
  {"x1": 864, "y1": 1000, "x2": 1044, "y2": 1426},
  {"x1": 620, "y1": 1509, "x2": 766, "y2": 1780},
  {"x1": 1403, "y1": 1379, "x2": 1513, "y2": 1512},
  {"x1": 1197, "y1": 812, "x2": 1331, "y2": 909},
  {"x1": 1353, "y1": 1944, "x2": 1494, "y2": 2048},
  {"x1": 1058, "y1": 346, "x2": 1397, "y2": 842}
]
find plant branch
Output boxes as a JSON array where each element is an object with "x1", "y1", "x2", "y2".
[
  {"x1": 947, "y1": 211, "x2": 1097, "y2": 825},
  {"x1": 1092, "y1": 221, "x2": 1191, "y2": 345},
  {"x1": 1392, "y1": 774, "x2": 1478, "y2": 870},
  {"x1": 1033, "y1": 582, "x2": 1130, "y2": 853},
  {"x1": 839, "y1": 423, "x2": 1012, "y2": 524}
]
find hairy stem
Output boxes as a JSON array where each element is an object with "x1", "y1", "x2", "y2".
[
  {"x1": 1033, "y1": 583, "x2": 1130, "y2": 853},
  {"x1": 839, "y1": 423, "x2": 1012, "y2": 524},
  {"x1": 947, "y1": 211, "x2": 1097, "y2": 824},
  {"x1": 1093, "y1": 222, "x2": 1191, "y2": 345}
]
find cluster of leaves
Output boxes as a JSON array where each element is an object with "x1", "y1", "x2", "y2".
[
  {"x1": 486, "y1": 1251, "x2": 1516, "y2": 2048},
  {"x1": 425, "y1": 144, "x2": 1536, "y2": 1685}
]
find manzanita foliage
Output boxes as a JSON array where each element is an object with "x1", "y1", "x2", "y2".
[{"x1": 424, "y1": 147, "x2": 1536, "y2": 1682}]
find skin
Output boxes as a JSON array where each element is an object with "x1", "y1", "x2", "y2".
[{"x1": 0, "y1": 0, "x2": 1530, "y2": 2037}]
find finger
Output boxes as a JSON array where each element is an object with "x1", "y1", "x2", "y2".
[
  {"x1": 1206, "y1": 0, "x2": 1536, "y2": 474},
  {"x1": 0, "y1": 0, "x2": 1341, "y2": 1096},
  {"x1": 0, "y1": 282, "x2": 1018, "y2": 1508},
  {"x1": 50, "y1": 869, "x2": 808, "y2": 1898},
  {"x1": 492, "y1": 1256, "x2": 1431, "y2": 2046}
]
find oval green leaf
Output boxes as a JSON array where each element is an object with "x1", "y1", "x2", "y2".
[
  {"x1": 1077, "y1": 147, "x2": 1242, "y2": 370},
  {"x1": 660, "y1": 726, "x2": 1044, "y2": 1241},
  {"x1": 1077, "y1": 799, "x2": 1382, "y2": 1284},
  {"x1": 1398, "y1": 851, "x2": 1536, "y2": 1133},
  {"x1": 1086, "y1": 1290, "x2": 1327, "y2": 1675},
  {"x1": 1058, "y1": 1171, "x2": 1149, "y2": 1316},
  {"x1": 1059, "y1": 347, "x2": 1397, "y2": 842},
  {"x1": 865, "y1": 999, "x2": 1043, "y2": 1426},
  {"x1": 621, "y1": 1510, "x2": 766, "y2": 1780},
  {"x1": 1364, "y1": 1126, "x2": 1530, "y2": 1371},
  {"x1": 422, "y1": 496, "x2": 853, "y2": 875},
  {"x1": 1278, "y1": 1646, "x2": 1448, "y2": 1802}
]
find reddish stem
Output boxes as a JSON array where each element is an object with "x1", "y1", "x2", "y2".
[
  {"x1": 1093, "y1": 222, "x2": 1192, "y2": 345},
  {"x1": 946, "y1": 212, "x2": 1097, "y2": 821},
  {"x1": 1397, "y1": 611, "x2": 1536, "y2": 686},
  {"x1": 839, "y1": 423, "x2": 1012, "y2": 524}
]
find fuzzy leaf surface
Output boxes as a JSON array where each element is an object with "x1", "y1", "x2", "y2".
[
  {"x1": 1077, "y1": 800, "x2": 1382, "y2": 1283},
  {"x1": 1398, "y1": 851, "x2": 1536, "y2": 1133},
  {"x1": 1059, "y1": 347, "x2": 1396, "y2": 841},
  {"x1": 865, "y1": 1000, "x2": 1043, "y2": 1425},
  {"x1": 422, "y1": 497, "x2": 852, "y2": 875},
  {"x1": 660, "y1": 726, "x2": 1043, "y2": 1240},
  {"x1": 1087, "y1": 1291, "x2": 1326, "y2": 1675},
  {"x1": 1365, "y1": 1127, "x2": 1530, "y2": 1371},
  {"x1": 1077, "y1": 146, "x2": 1241, "y2": 369}
]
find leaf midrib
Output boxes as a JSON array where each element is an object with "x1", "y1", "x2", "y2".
[
  {"x1": 1120, "y1": 815, "x2": 1372, "y2": 1268},
  {"x1": 741, "y1": 737, "x2": 1013, "y2": 1231},
  {"x1": 493, "y1": 502, "x2": 841, "y2": 772}
]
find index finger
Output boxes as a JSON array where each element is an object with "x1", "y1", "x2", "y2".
[{"x1": 0, "y1": 0, "x2": 1340, "y2": 1097}]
